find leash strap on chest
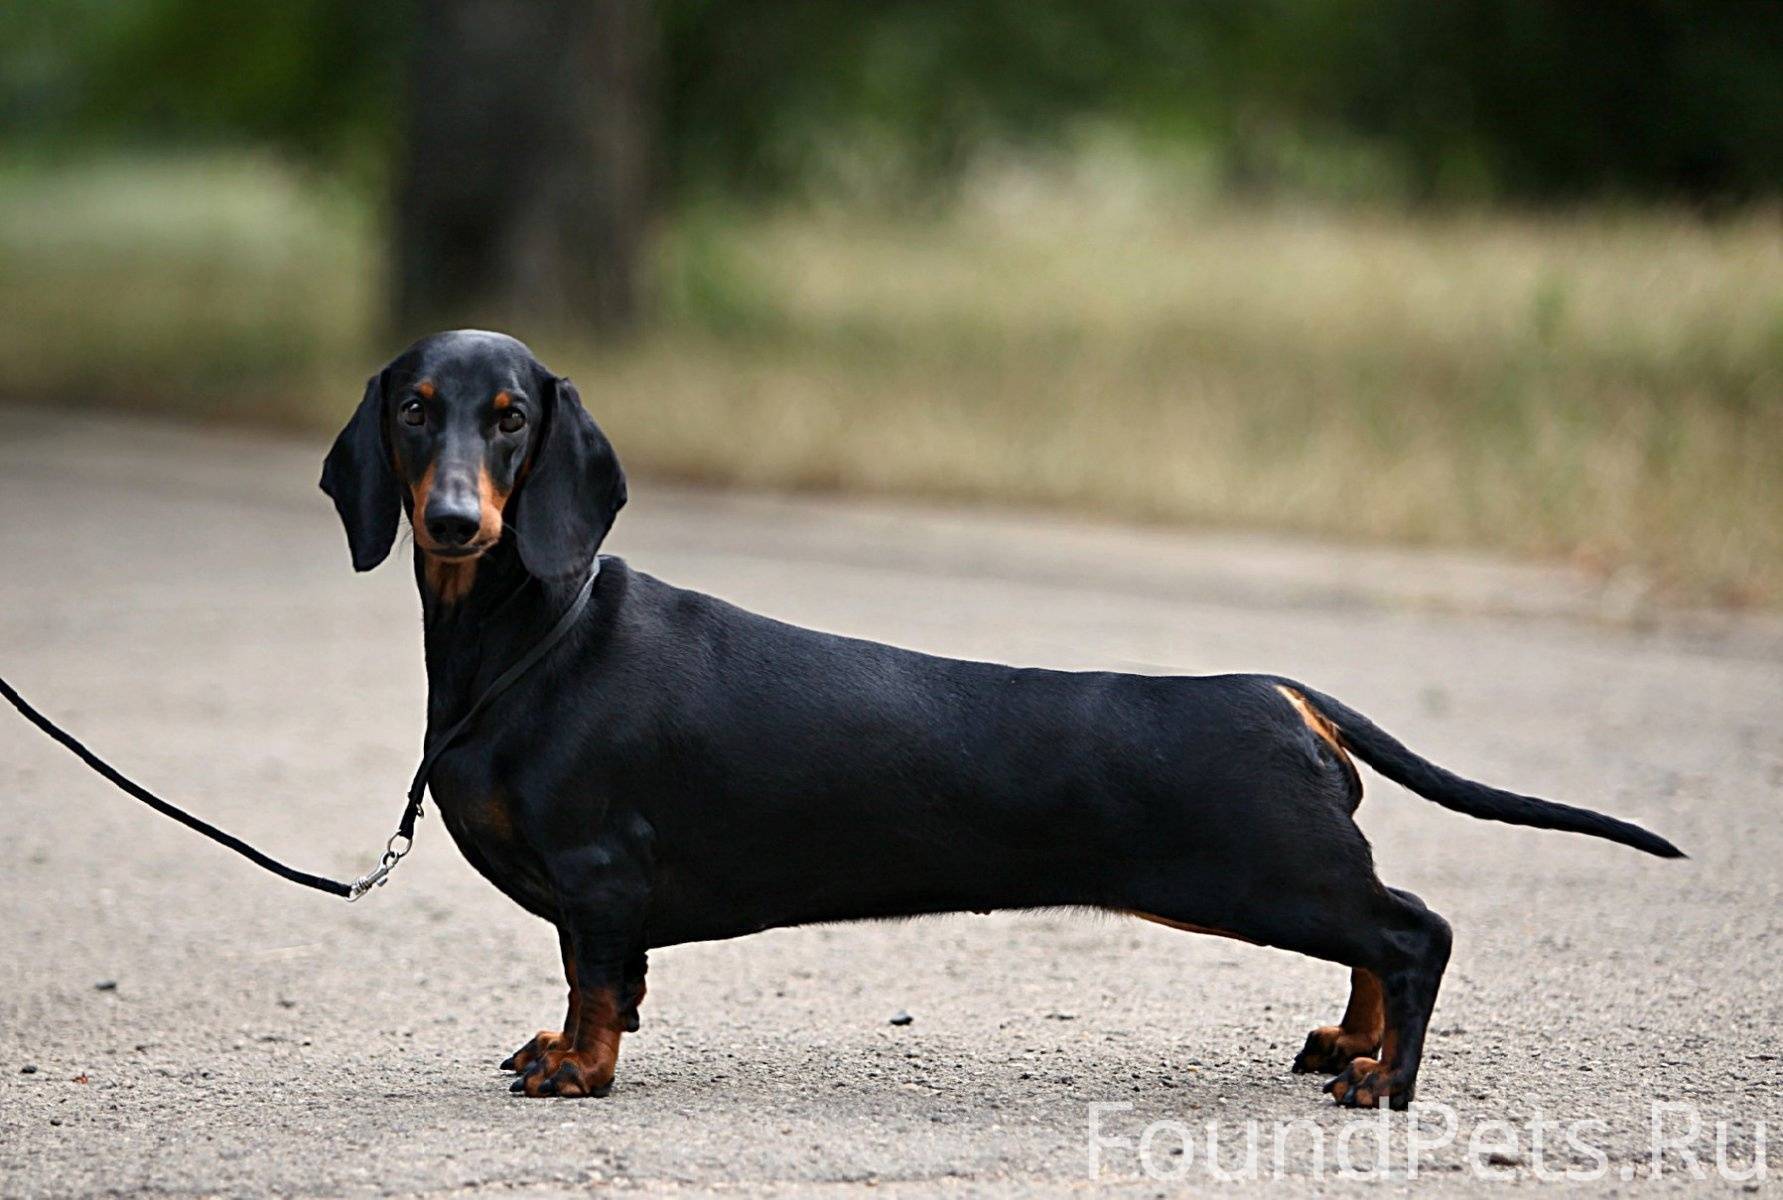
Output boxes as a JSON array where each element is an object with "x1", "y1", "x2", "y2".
[
  {"x1": 0, "y1": 559, "x2": 600, "y2": 903},
  {"x1": 363, "y1": 559, "x2": 601, "y2": 897}
]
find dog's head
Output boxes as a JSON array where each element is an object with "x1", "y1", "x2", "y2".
[{"x1": 320, "y1": 330, "x2": 626, "y2": 582}]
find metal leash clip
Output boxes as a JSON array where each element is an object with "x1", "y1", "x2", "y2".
[{"x1": 347, "y1": 832, "x2": 413, "y2": 902}]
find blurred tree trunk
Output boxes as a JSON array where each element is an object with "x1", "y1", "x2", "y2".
[{"x1": 393, "y1": 0, "x2": 652, "y2": 338}]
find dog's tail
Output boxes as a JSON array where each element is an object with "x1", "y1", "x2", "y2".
[{"x1": 1275, "y1": 679, "x2": 1685, "y2": 859}]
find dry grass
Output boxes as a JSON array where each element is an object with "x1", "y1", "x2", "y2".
[
  {"x1": 0, "y1": 155, "x2": 369, "y2": 415},
  {"x1": 4, "y1": 155, "x2": 1778, "y2": 605},
  {"x1": 563, "y1": 185, "x2": 1782, "y2": 606}
]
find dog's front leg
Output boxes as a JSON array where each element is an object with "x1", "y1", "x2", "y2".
[
  {"x1": 510, "y1": 841, "x2": 651, "y2": 1099},
  {"x1": 500, "y1": 928, "x2": 580, "y2": 1074}
]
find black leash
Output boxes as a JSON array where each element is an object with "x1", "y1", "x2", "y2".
[{"x1": 0, "y1": 559, "x2": 600, "y2": 902}]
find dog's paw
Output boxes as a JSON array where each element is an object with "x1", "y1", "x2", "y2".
[
  {"x1": 1323, "y1": 1056, "x2": 1413, "y2": 1110},
  {"x1": 500, "y1": 1030, "x2": 565, "y2": 1073},
  {"x1": 1292, "y1": 1025, "x2": 1378, "y2": 1075},
  {"x1": 509, "y1": 1047, "x2": 615, "y2": 1099}
]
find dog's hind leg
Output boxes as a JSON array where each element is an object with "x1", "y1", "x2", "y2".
[
  {"x1": 1122, "y1": 848, "x2": 1450, "y2": 1107},
  {"x1": 1324, "y1": 886, "x2": 1451, "y2": 1110},
  {"x1": 501, "y1": 926, "x2": 580, "y2": 1073},
  {"x1": 1291, "y1": 968, "x2": 1384, "y2": 1075}
]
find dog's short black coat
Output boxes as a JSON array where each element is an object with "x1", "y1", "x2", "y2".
[{"x1": 322, "y1": 330, "x2": 1682, "y2": 1106}]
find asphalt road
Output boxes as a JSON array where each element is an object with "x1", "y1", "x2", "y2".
[{"x1": 2, "y1": 411, "x2": 1778, "y2": 1196}]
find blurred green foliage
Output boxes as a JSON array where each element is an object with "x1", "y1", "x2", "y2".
[
  {"x1": 3, "y1": 0, "x2": 409, "y2": 177},
  {"x1": 5, "y1": 0, "x2": 1779, "y2": 206}
]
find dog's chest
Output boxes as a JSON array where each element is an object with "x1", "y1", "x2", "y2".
[{"x1": 428, "y1": 759, "x2": 555, "y2": 914}]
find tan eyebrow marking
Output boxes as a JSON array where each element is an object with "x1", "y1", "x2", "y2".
[{"x1": 415, "y1": 380, "x2": 436, "y2": 399}]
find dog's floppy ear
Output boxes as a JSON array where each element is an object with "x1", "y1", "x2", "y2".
[
  {"x1": 319, "y1": 370, "x2": 400, "y2": 572},
  {"x1": 513, "y1": 375, "x2": 626, "y2": 581}
]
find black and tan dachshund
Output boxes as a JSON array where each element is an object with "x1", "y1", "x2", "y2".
[{"x1": 321, "y1": 330, "x2": 1682, "y2": 1108}]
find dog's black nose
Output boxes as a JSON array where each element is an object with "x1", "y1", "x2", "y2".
[{"x1": 425, "y1": 508, "x2": 480, "y2": 548}]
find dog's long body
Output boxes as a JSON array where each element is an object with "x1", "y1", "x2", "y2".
[
  {"x1": 438, "y1": 562, "x2": 1360, "y2": 941},
  {"x1": 324, "y1": 330, "x2": 1681, "y2": 1108}
]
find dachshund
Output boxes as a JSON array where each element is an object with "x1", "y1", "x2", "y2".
[{"x1": 320, "y1": 329, "x2": 1681, "y2": 1107}]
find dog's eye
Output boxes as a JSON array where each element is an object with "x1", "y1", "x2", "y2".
[
  {"x1": 399, "y1": 399, "x2": 426, "y2": 427},
  {"x1": 497, "y1": 409, "x2": 527, "y2": 434}
]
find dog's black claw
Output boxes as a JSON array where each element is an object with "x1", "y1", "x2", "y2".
[
  {"x1": 499, "y1": 1054, "x2": 519, "y2": 1072},
  {"x1": 1291, "y1": 1028, "x2": 1360, "y2": 1076},
  {"x1": 509, "y1": 1076, "x2": 527, "y2": 1093},
  {"x1": 1297, "y1": 1052, "x2": 1349, "y2": 1076}
]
